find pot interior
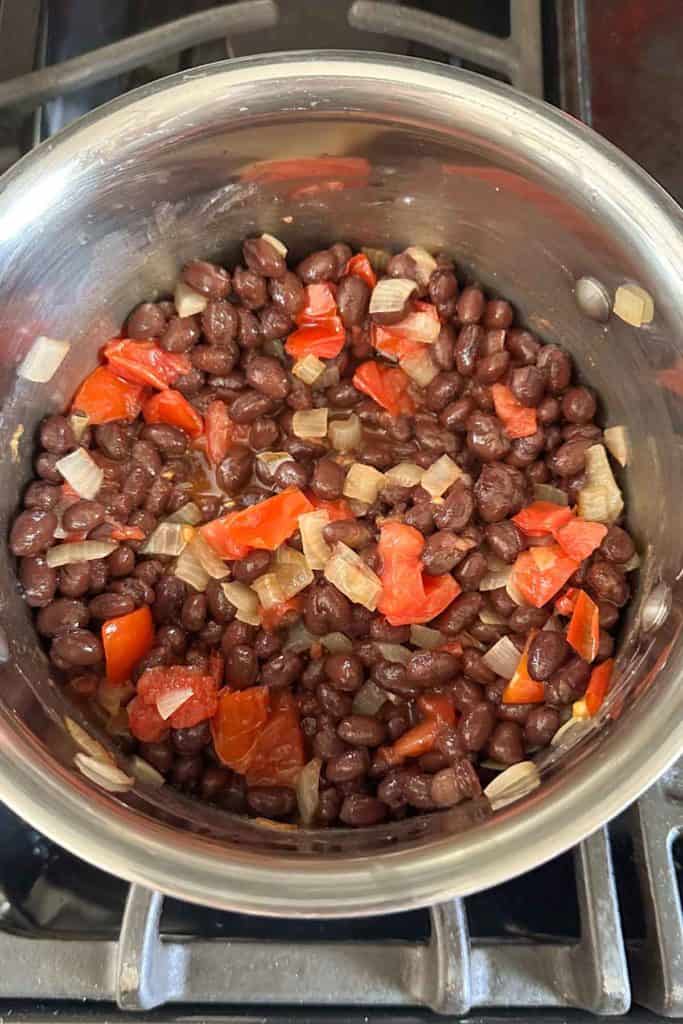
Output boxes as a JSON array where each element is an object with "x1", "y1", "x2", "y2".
[{"x1": 0, "y1": 55, "x2": 682, "y2": 915}]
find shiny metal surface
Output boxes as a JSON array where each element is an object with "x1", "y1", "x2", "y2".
[{"x1": 0, "y1": 52, "x2": 682, "y2": 917}]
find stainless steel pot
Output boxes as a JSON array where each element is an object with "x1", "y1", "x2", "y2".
[{"x1": 0, "y1": 52, "x2": 682, "y2": 917}]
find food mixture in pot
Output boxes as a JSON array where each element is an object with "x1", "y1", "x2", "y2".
[{"x1": 9, "y1": 237, "x2": 636, "y2": 827}]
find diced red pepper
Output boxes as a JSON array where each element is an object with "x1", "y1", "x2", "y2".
[
  {"x1": 555, "y1": 587, "x2": 581, "y2": 616},
  {"x1": 393, "y1": 718, "x2": 442, "y2": 759},
  {"x1": 104, "y1": 340, "x2": 191, "y2": 390},
  {"x1": 137, "y1": 665, "x2": 219, "y2": 728},
  {"x1": 584, "y1": 658, "x2": 614, "y2": 715},
  {"x1": 492, "y1": 383, "x2": 538, "y2": 439},
  {"x1": 372, "y1": 325, "x2": 426, "y2": 362},
  {"x1": 143, "y1": 388, "x2": 203, "y2": 438},
  {"x1": 102, "y1": 605, "x2": 154, "y2": 685},
  {"x1": 260, "y1": 596, "x2": 302, "y2": 631},
  {"x1": 211, "y1": 685, "x2": 271, "y2": 774},
  {"x1": 246, "y1": 690, "x2": 305, "y2": 787},
  {"x1": 513, "y1": 501, "x2": 574, "y2": 537},
  {"x1": 509, "y1": 545, "x2": 580, "y2": 608},
  {"x1": 109, "y1": 524, "x2": 145, "y2": 542},
  {"x1": 204, "y1": 399, "x2": 231, "y2": 466},
  {"x1": 377, "y1": 521, "x2": 461, "y2": 626},
  {"x1": 201, "y1": 487, "x2": 313, "y2": 554},
  {"x1": 71, "y1": 365, "x2": 146, "y2": 424},
  {"x1": 199, "y1": 511, "x2": 251, "y2": 560},
  {"x1": 417, "y1": 693, "x2": 456, "y2": 727},
  {"x1": 352, "y1": 360, "x2": 415, "y2": 417},
  {"x1": 554, "y1": 518, "x2": 608, "y2": 561},
  {"x1": 344, "y1": 252, "x2": 377, "y2": 289},
  {"x1": 285, "y1": 317, "x2": 346, "y2": 360},
  {"x1": 295, "y1": 283, "x2": 338, "y2": 324},
  {"x1": 567, "y1": 589, "x2": 600, "y2": 662},
  {"x1": 502, "y1": 638, "x2": 545, "y2": 703},
  {"x1": 127, "y1": 696, "x2": 168, "y2": 743},
  {"x1": 375, "y1": 301, "x2": 440, "y2": 349},
  {"x1": 304, "y1": 494, "x2": 355, "y2": 521}
]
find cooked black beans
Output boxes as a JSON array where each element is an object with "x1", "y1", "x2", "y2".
[
  {"x1": 10, "y1": 509, "x2": 56, "y2": 556},
  {"x1": 527, "y1": 631, "x2": 570, "y2": 681},
  {"x1": 182, "y1": 259, "x2": 231, "y2": 298}
]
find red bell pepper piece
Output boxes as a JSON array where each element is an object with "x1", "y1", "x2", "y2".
[
  {"x1": 304, "y1": 494, "x2": 355, "y2": 521},
  {"x1": 109, "y1": 524, "x2": 146, "y2": 542},
  {"x1": 127, "y1": 697, "x2": 168, "y2": 743},
  {"x1": 417, "y1": 692, "x2": 456, "y2": 728},
  {"x1": 509, "y1": 545, "x2": 580, "y2": 608},
  {"x1": 555, "y1": 587, "x2": 581, "y2": 616},
  {"x1": 393, "y1": 718, "x2": 443, "y2": 759},
  {"x1": 344, "y1": 252, "x2": 377, "y2": 289},
  {"x1": 295, "y1": 282, "x2": 338, "y2": 324},
  {"x1": 554, "y1": 518, "x2": 608, "y2": 562},
  {"x1": 204, "y1": 399, "x2": 231, "y2": 466},
  {"x1": 513, "y1": 501, "x2": 574, "y2": 537},
  {"x1": 375, "y1": 301, "x2": 440, "y2": 349},
  {"x1": 102, "y1": 605, "x2": 154, "y2": 685},
  {"x1": 136, "y1": 665, "x2": 219, "y2": 728},
  {"x1": 211, "y1": 685, "x2": 271, "y2": 774},
  {"x1": 260, "y1": 596, "x2": 303, "y2": 631},
  {"x1": 492, "y1": 383, "x2": 538, "y2": 439},
  {"x1": 104, "y1": 340, "x2": 191, "y2": 390},
  {"x1": 567, "y1": 589, "x2": 600, "y2": 662},
  {"x1": 246, "y1": 690, "x2": 305, "y2": 787},
  {"x1": 72, "y1": 365, "x2": 146, "y2": 424},
  {"x1": 371, "y1": 326, "x2": 426, "y2": 362},
  {"x1": 285, "y1": 317, "x2": 346, "y2": 360},
  {"x1": 199, "y1": 511, "x2": 251, "y2": 560},
  {"x1": 377, "y1": 521, "x2": 461, "y2": 626},
  {"x1": 352, "y1": 360, "x2": 415, "y2": 417},
  {"x1": 143, "y1": 388, "x2": 203, "y2": 438},
  {"x1": 201, "y1": 487, "x2": 313, "y2": 553},
  {"x1": 502, "y1": 637, "x2": 545, "y2": 703},
  {"x1": 584, "y1": 658, "x2": 614, "y2": 715}
]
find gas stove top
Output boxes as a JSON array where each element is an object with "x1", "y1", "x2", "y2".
[{"x1": 1, "y1": 1, "x2": 682, "y2": 1020}]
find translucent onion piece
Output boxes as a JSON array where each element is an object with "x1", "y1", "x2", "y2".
[
  {"x1": 482, "y1": 636, "x2": 521, "y2": 679},
  {"x1": 321, "y1": 632, "x2": 353, "y2": 653},
  {"x1": 532, "y1": 483, "x2": 568, "y2": 506},
  {"x1": 174, "y1": 279, "x2": 207, "y2": 317},
  {"x1": 343, "y1": 462, "x2": 385, "y2": 503},
  {"x1": 369, "y1": 277, "x2": 417, "y2": 316},
  {"x1": 284, "y1": 620, "x2": 316, "y2": 653},
  {"x1": 222, "y1": 580, "x2": 261, "y2": 625},
  {"x1": 576, "y1": 485, "x2": 610, "y2": 523},
  {"x1": 478, "y1": 607, "x2": 507, "y2": 626},
  {"x1": 362, "y1": 246, "x2": 390, "y2": 272},
  {"x1": 156, "y1": 687, "x2": 194, "y2": 720},
  {"x1": 409, "y1": 623, "x2": 444, "y2": 649},
  {"x1": 614, "y1": 283, "x2": 654, "y2": 327},
  {"x1": 175, "y1": 541, "x2": 210, "y2": 591},
  {"x1": 18, "y1": 335, "x2": 70, "y2": 383},
  {"x1": 506, "y1": 574, "x2": 525, "y2": 607},
  {"x1": 168, "y1": 502, "x2": 202, "y2": 525},
  {"x1": 142, "y1": 521, "x2": 189, "y2": 557},
  {"x1": 324, "y1": 542, "x2": 382, "y2": 611},
  {"x1": 46, "y1": 540, "x2": 117, "y2": 568},
  {"x1": 483, "y1": 760, "x2": 541, "y2": 811},
  {"x1": 257, "y1": 451, "x2": 293, "y2": 475},
  {"x1": 251, "y1": 572, "x2": 287, "y2": 610},
  {"x1": 352, "y1": 680, "x2": 388, "y2": 715},
  {"x1": 376, "y1": 642, "x2": 411, "y2": 664},
  {"x1": 69, "y1": 411, "x2": 90, "y2": 443},
  {"x1": 550, "y1": 715, "x2": 591, "y2": 748},
  {"x1": 193, "y1": 534, "x2": 230, "y2": 579},
  {"x1": 261, "y1": 232, "x2": 287, "y2": 257},
  {"x1": 328, "y1": 414, "x2": 362, "y2": 452},
  {"x1": 64, "y1": 716, "x2": 113, "y2": 763},
  {"x1": 622, "y1": 550, "x2": 641, "y2": 572},
  {"x1": 400, "y1": 348, "x2": 439, "y2": 387},
  {"x1": 277, "y1": 562, "x2": 314, "y2": 601},
  {"x1": 292, "y1": 353, "x2": 325, "y2": 385},
  {"x1": 296, "y1": 757, "x2": 322, "y2": 826},
  {"x1": 292, "y1": 408, "x2": 329, "y2": 439},
  {"x1": 479, "y1": 556, "x2": 512, "y2": 592},
  {"x1": 55, "y1": 448, "x2": 103, "y2": 500},
  {"x1": 299, "y1": 509, "x2": 332, "y2": 570},
  {"x1": 404, "y1": 246, "x2": 438, "y2": 287},
  {"x1": 74, "y1": 753, "x2": 134, "y2": 793},
  {"x1": 130, "y1": 755, "x2": 165, "y2": 787},
  {"x1": 385, "y1": 462, "x2": 424, "y2": 488},
  {"x1": 580, "y1": 444, "x2": 624, "y2": 524},
  {"x1": 421, "y1": 454, "x2": 462, "y2": 498},
  {"x1": 604, "y1": 425, "x2": 630, "y2": 467}
]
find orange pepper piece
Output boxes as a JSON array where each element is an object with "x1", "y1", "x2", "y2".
[
  {"x1": 513, "y1": 501, "x2": 574, "y2": 537},
  {"x1": 211, "y1": 686, "x2": 271, "y2": 775},
  {"x1": 554, "y1": 518, "x2": 608, "y2": 562},
  {"x1": 502, "y1": 637, "x2": 545, "y2": 704},
  {"x1": 344, "y1": 252, "x2": 377, "y2": 289},
  {"x1": 417, "y1": 693, "x2": 456, "y2": 727},
  {"x1": 205, "y1": 487, "x2": 313, "y2": 552},
  {"x1": 102, "y1": 605, "x2": 154, "y2": 685},
  {"x1": 103, "y1": 340, "x2": 191, "y2": 390},
  {"x1": 492, "y1": 383, "x2": 538, "y2": 439},
  {"x1": 143, "y1": 388, "x2": 203, "y2": 438},
  {"x1": 584, "y1": 658, "x2": 614, "y2": 715},
  {"x1": 72, "y1": 365, "x2": 146, "y2": 424},
  {"x1": 567, "y1": 589, "x2": 600, "y2": 662},
  {"x1": 352, "y1": 360, "x2": 415, "y2": 417},
  {"x1": 509, "y1": 545, "x2": 580, "y2": 608},
  {"x1": 246, "y1": 690, "x2": 305, "y2": 787}
]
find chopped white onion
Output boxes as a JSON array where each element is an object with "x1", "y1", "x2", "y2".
[
  {"x1": 292, "y1": 353, "x2": 325, "y2": 385},
  {"x1": 222, "y1": 580, "x2": 261, "y2": 625},
  {"x1": 192, "y1": 534, "x2": 230, "y2": 579},
  {"x1": 299, "y1": 509, "x2": 332, "y2": 570},
  {"x1": 324, "y1": 542, "x2": 383, "y2": 611},
  {"x1": 74, "y1": 753, "x2": 134, "y2": 794},
  {"x1": 142, "y1": 521, "x2": 190, "y2": 557},
  {"x1": 168, "y1": 502, "x2": 202, "y2": 525},
  {"x1": 409, "y1": 623, "x2": 444, "y2": 649},
  {"x1": 156, "y1": 687, "x2": 194, "y2": 721},
  {"x1": 352, "y1": 680, "x2": 388, "y2": 715},
  {"x1": 604, "y1": 425, "x2": 630, "y2": 467},
  {"x1": 369, "y1": 277, "x2": 417, "y2": 316},
  {"x1": 579, "y1": 444, "x2": 624, "y2": 524},
  {"x1": 261, "y1": 232, "x2": 288, "y2": 257},
  {"x1": 550, "y1": 716, "x2": 592, "y2": 748},
  {"x1": 64, "y1": 716, "x2": 112, "y2": 763},
  {"x1": 343, "y1": 462, "x2": 385, "y2": 504},
  {"x1": 69, "y1": 411, "x2": 90, "y2": 443},
  {"x1": 400, "y1": 348, "x2": 439, "y2": 387},
  {"x1": 18, "y1": 335, "x2": 70, "y2": 383},
  {"x1": 403, "y1": 246, "x2": 437, "y2": 287},
  {"x1": 55, "y1": 448, "x2": 103, "y2": 500},
  {"x1": 175, "y1": 541, "x2": 210, "y2": 591},
  {"x1": 292, "y1": 408, "x2": 329, "y2": 439},
  {"x1": 482, "y1": 636, "x2": 521, "y2": 679},
  {"x1": 274, "y1": 545, "x2": 315, "y2": 598},
  {"x1": 251, "y1": 572, "x2": 287, "y2": 610},
  {"x1": 506, "y1": 573, "x2": 525, "y2": 607},
  {"x1": 478, "y1": 607, "x2": 507, "y2": 626},
  {"x1": 614, "y1": 283, "x2": 654, "y2": 327},
  {"x1": 46, "y1": 539, "x2": 117, "y2": 568},
  {"x1": 256, "y1": 451, "x2": 293, "y2": 476},
  {"x1": 130, "y1": 755, "x2": 165, "y2": 787},
  {"x1": 479, "y1": 556, "x2": 512, "y2": 592},
  {"x1": 384, "y1": 462, "x2": 424, "y2": 488},
  {"x1": 576, "y1": 485, "x2": 610, "y2": 523},
  {"x1": 328, "y1": 414, "x2": 362, "y2": 452},
  {"x1": 376, "y1": 642, "x2": 411, "y2": 664},
  {"x1": 483, "y1": 760, "x2": 541, "y2": 811},
  {"x1": 532, "y1": 483, "x2": 568, "y2": 506},
  {"x1": 421, "y1": 454, "x2": 462, "y2": 498},
  {"x1": 321, "y1": 632, "x2": 353, "y2": 653},
  {"x1": 296, "y1": 757, "x2": 322, "y2": 826},
  {"x1": 174, "y1": 279, "x2": 207, "y2": 317},
  {"x1": 284, "y1": 619, "x2": 316, "y2": 653}
]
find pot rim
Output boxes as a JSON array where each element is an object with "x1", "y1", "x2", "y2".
[{"x1": 1, "y1": 50, "x2": 683, "y2": 917}]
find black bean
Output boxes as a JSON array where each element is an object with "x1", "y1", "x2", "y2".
[
  {"x1": 222, "y1": 621, "x2": 258, "y2": 652},
  {"x1": 127, "y1": 302, "x2": 167, "y2": 339},
  {"x1": 467, "y1": 411, "x2": 510, "y2": 463},
  {"x1": 310, "y1": 459, "x2": 345, "y2": 501},
  {"x1": 261, "y1": 651, "x2": 302, "y2": 689},
  {"x1": 217, "y1": 446, "x2": 253, "y2": 494},
  {"x1": 338, "y1": 715, "x2": 386, "y2": 747},
  {"x1": 51, "y1": 628, "x2": 102, "y2": 667},
  {"x1": 304, "y1": 580, "x2": 352, "y2": 636},
  {"x1": 182, "y1": 259, "x2": 230, "y2": 298},
  {"x1": 456, "y1": 285, "x2": 485, "y2": 324},
  {"x1": 316, "y1": 682, "x2": 353, "y2": 718},
  {"x1": 524, "y1": 706, "x2": 560, "y2": 747},
  {"x1": 339, "y1": 793, "x2": 387, "y2": 826},
  {"x1": 455, "y1": 324, "x2": 484, "y2": 376},
  {"x1": 179, "y1": 593, "x2": 206, "y2": 632},
  {"x1": 324, "y1": 653, "x2": 364, "y2": 692},
  {"x1": 62, "y1": 500, "x2": 105, "y2": 534},
  {"x1": 35, "y1": 451, "x2": 63, "y2": 482},
  {"x1": 403, "y1": 773, "x2": 438, "y2": 810},
  {"x1": 506, "y1": 328, "x2": 540, "y2": 364},
  {"x1": 487, "y1": 721, "x2": 524, "y2": 764},
  {"x1": 243, "y1": 236, "x2": 287, "y2": 278},
  {"x1": 545, "y1": 656, "x2": 591, "y2": 705},
  {"x1": 88, "y1": 592, "x2": 135, "y2": 620},
  {"x1": 20, "y1": 555, "x2": 57, "y2": 607},
  {"x1": 562, "y1": 386, "x2": 596, "y2": 424},
  {"x1": 436, "y1": 592, "x2": 482, "y2": 634},
  {"x1": 259, "y1": 303, "x2": 293, "y2": 341},
  {"x1": 548, "y1": 438, "x2": 591, "y2": 477},
  {"x1": 269, "y1": 271, "x2": 305, "y2": 317},
  {"x1": 297, "y1": 249, "x2": 338, "y2": 283},
  {"x1": 599, "y1": 525, "x2": 635, "y2": 564},
  {"x1": 313, "y1": 725, "x2": 347, "y2": 760},
  {"x1": 10, "y1": 508, "x2": 56, "y2": 556},
  {"x1": 429, "y1": 269, "x2": 459, "y2": 318},
  {"x1": 587, "y1": 560, "x2": 629, "y2": 606},
  {"x1": 157, "y1": 623, "x2": 188, "y2": 655},
  {"x1": 462, "y1": 649, "x2": 496, "y2": 686},
  {"x1": 321, "y1": 519, "x2": 372, "y2": 551},
  {"x1": 598, "y1": 600, "x2": 619, "y2": 630},
  {"x1": 222, "y1": 644, "x2": 258, "y2": 689},
  {"x1": 510, "y1": 365, "x2": 545, "y2": 407},
  {"x1": 40, "y1": 415, "x2": 76, "y2": 455},
  {"x1": 153, "y1": 575, "x2": 185, "y2": 624},
  {"x1": 537, "y1": 346, "x2": 572, "y2": 394},
  {"x1": 337, "y1": 275, "x2": 371, "y2": 328},
  {"x1": 170, "y1": 755, "x2": 203, "y2": 791},
  {"x1": 230, "y1": 551, "x2": 271, "y2": 586},
  {"x1": 172, "y1": 721, "x2": 211, "y2": 755},
  {"x1": 527, "y1": 631, "x2": 570, "y2": 680},
  {"x1": 407, "y1": 650, "x2": 460, "y2": 687},
  {"x1": 140, "y1": 740, "x2": 173, "y2": 774},
  {"x1": 23, "y1": 481, "x2": 61, "y2": 511},
  {"x1": 162, "y1": 315, "x2": 201, "y2": 353},
  {"x1": 273, "y1": 459, "x2": 309, "y2": 490},
  {"x1": 200, "y1": 300, "x2": 238, "y2": 347},
  {"x1": 473, "y1": 463, "x2": 515, "y2": 523},
  {"x1": 458, "y1": 701, "x2": 496, "y2": 751},
  {"x1": 484, "y1": 520, "x2": 525, "y2": 564},
  {"x1": 201, "y1": 765, "x2": 231, "y2": 801},
  {"x1": 230, "y1": 389, "x2": 274, "y2": 424}
]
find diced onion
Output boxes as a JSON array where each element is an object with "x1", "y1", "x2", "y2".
[
  {"x1": 385, "y1": 462, "x2": 424, "y2": 488},
  {"x1": 174, "y1": 279, "x2": 207, "y2": 317},
  {"x1": 352, "y1": 680, "x2": 388, "y2": 715},
  {"x1": 299, "y1": 509, "x2": 332, "y2": 570},
  {"x1": 550, "y1": 716, "x2": 591, "y2": 748},
  {"x1": 156, "y1": 687, "x2": 194, "y2": 720},
  {"x1": 18, "y1": 335, "x2": 70, "y2": 383},
  {"x1": 478, "y1": 607, "x2": 507, "y2": 626},
  {"x1": 64, "y1": 716, "x2": 112, "y2": 763},
  {"x1": 284, "y1": 620, "x2": 316, "y2": 653},
  {"x1": 292, "y1": 408, "x2": 328, "y2": 439},
  {"x1": 328, "y1": 414, "x2": 362, "y2": 452},
  {"x1": 576, "y1": 485, "x2": 610, "y2": 523},
  {"x1": 69, "y1": 411, "x2": 90, "y2": 443},
  {"x1": 506, "y1": 573, "x2": 525, "y2": 607},
  {"x1": 74, "y1": 753, "x2": 134, "y2": 794},
  {"x1": 175, "y1": 541, "x2": 210, "y2": 591},
  {"x1": 362, "y1": 246, "x2": 390, "y2": 272},
  {"x1": 532, "y1": 483, "x2": 568, "y2": 506},
  {"x1": 321, "y1": 632, "x2": 353, "y2": 653},
  {"x1": 483, "y1": 760, "x2": 541, "y2": 811},
  {"x1": 482, "y1": 636, "x2": 521, "y2": 679},
  {"x1": 604, "y1": 425, "x2": 630, "y2": 467},
  {"x1": 168, "y1": 502, "x2": 202, "y2": 525},
  {"x1": 369, "y1": 277, "x2": 417, "y2": 316},
  {"x1": 130, "y1": 755, "x2": 165, "y2": 787},
  {"x1": 252, "y1": 572, "x2": 287, "y2": 610},
  {"x1": 222, "y1": 580, "x2": 261, "y2": 625},
  {"x1": 400, "y1": 348, "x2": 439, "y2": 387},
  {"x1": 376, "y1": 642, "x2": 411, "y2": 664},
  {"x1": 293, "y1": 354, "x2": 325, "y2": 385},
  {"x1": 343, "y1": 462, "x2": 385, "y2": 504},
  {"x1": 261, "y1": 232, "x2": 287, "y2": 257},
  {"x1": 46, "y1": 540, "x2": 117, "y2": 568},
  {"x1": 579, "y1": 444, "x2": 624, "y2": 524},
  {"x1": 614, "y1": 283, "x2": 654, "y2": 327},
  {"x1": 274, "y1": 545, "x2": 315, "y2": 599},
  {"x1": 296, "y1": 757, "x2": 321, "y2": 826},
  {"x1": 404, "y1": 246, "x2": 437, "y2": 287},
  {"x1": 55, "y1": 448, "x2": 103, "y2": 500},
  {"x1": 257, "y1": 451, "x2": 293, "y2": 475},
  {"x1": 324, "y1": 542, "x2": 383, "y2": 611},
  {"x1": 421, "y1": 454, "x2": 462, "y2": 498},
  {"x1": 409, "y1": 623, "x2": 444, "y2": 649},
  {"x1": 479, "y1": 556, "x2": 512, "y2": 592},
  {"x1": 142, "y1": 522, "x2": 190, "y2": 557}
]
